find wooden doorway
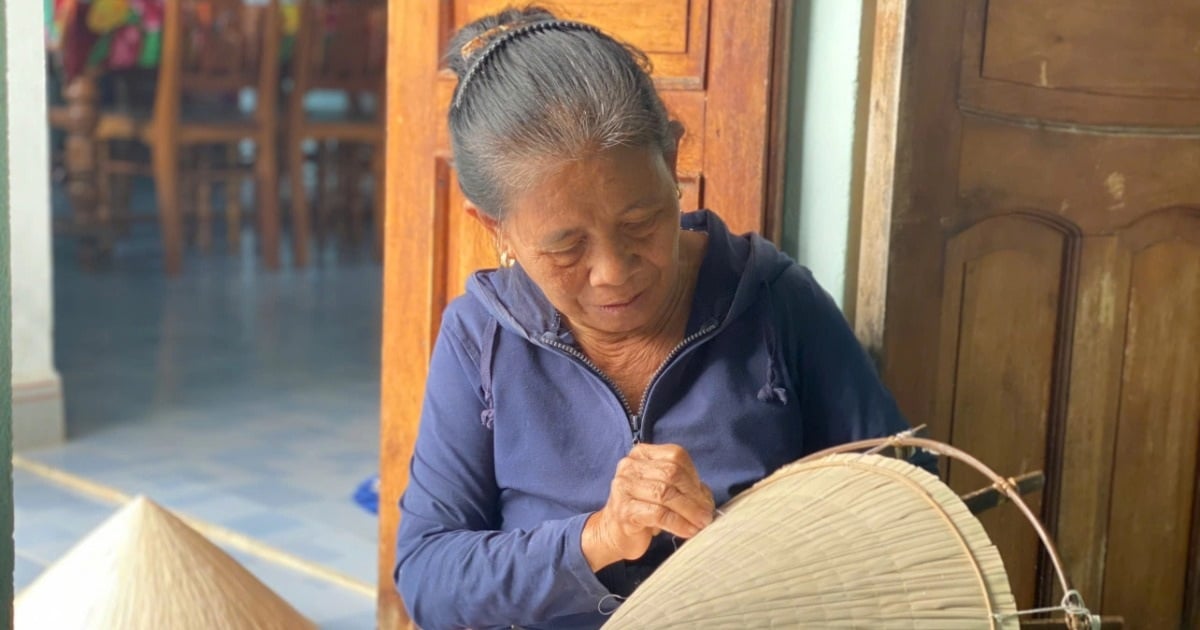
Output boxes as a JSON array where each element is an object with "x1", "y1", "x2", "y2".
[
  {"x1": 378, "y1": 1, "x2": 793, "y2": 625},
  {"x1": 861, "y1": 1, "x2": 1200, "y2": 627}
]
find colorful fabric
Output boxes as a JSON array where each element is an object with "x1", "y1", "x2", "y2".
[
  {"x1": 53, "y1": 0, "x2": 99, "y2": 79},
  {"x1": 49, "y1": 0, "x2": 296, "y2": 80},
  {"x1": 86, "y1": 0, "x2": 131, "y2": 34},
  {"x1": 49, "y1": 0, "x2": 161, "y2": 78}
]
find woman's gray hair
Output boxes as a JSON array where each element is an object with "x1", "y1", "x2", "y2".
[{"x1": 446, "y1": 6, "x2": 673, "y2": 220}]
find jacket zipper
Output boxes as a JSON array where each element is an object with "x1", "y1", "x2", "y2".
[
  {"x1": 540, "y1": 337, "x2": 638, "y2": 435},
  {"x1": 633, "y1": 321, "x2": 719, "y2": 426},
  {"x1": 540, "y1": 319, "x2": 720, "y2": 444}
]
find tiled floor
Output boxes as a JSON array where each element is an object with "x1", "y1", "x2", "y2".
[{"x1": 16, "y1": 207, "x2": 384, "y2": 627}]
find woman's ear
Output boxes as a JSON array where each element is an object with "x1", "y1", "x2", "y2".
[
  {"x1": 665, "y1": 120, "x2": 685, "y2": 180},
  {"x1": 465, "y1": 202, "x2": 501, "y2": 240}
]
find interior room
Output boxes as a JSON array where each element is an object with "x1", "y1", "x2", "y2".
[{"x1": 4, "y1": 1, "x2": 1196, "y2": 628}]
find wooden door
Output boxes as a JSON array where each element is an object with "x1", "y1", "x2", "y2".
[
  {"x1": 877, "y1": 1, "x2": 1200, "y2": 627},
  {"x1": 378, "y1": 1, "x2": 791, "y2": 625}
]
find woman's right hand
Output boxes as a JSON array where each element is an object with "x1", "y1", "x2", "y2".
[{"x1": 581, "y1": 443, "x2": 716, "y2": 572}]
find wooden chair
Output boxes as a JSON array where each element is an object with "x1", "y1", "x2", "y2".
[
  {"x1": 285, "y1": 0, "x2": 385, "y2": 266},
  {"x1": 93, "y1": 0, "x2": 282, "y2": 275}
]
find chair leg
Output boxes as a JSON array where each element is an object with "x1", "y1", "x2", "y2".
[
  {"x1": 196, "y1": 147, "x2": 213, "y2": 254},
  {"x1": 289, "y1": 133, "x2": 311, "y2": 267},
  {"x1": 95, "y1": 142, "x2": 114, "y2": 250},
  {"x1": 256, "y1": 136, "x2": 281, "y2": 270},
  {"x1": 346, "y1": 144, "x2": 365, "y2": 246},
  {"x1": 180, "y1": 148, "x2": 196, "y2": 247},
  {"x1": 358, "y1": 146, "x2": 372, "y2": 248},
  {"x1": 335, "y1": 142, "x2": 353, "y2": 246},
  {"x1": 152, "y1": 140, "x2": 184, "y2": 275},
  {"x1": 372, "y1": 141, "x2": 384, "y2": 261},
  {"x1": 109, "y1": 140, "x2": 137, "y2": 236},
  {"x1": 315, "y1": 141, "x2": 331, "y2": 249},
  {"x1": 112, "y1": 158, "x2": 133, "y2": 236},
  {"x1": 225, "y1": 144, "x2": 242, "y2": 250}
]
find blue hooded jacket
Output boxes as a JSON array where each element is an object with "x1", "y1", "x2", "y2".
[{"x1": 395, "y1": 210, "x2": 919, "y2": 629}]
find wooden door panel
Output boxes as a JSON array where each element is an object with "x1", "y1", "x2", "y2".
[
  {"x1": 882, "y1": 0, "x2": 1200, "y2": 624},
  {"x1": 462, "y1": 1, "x2": 691, "y2": 51},
  {"x1": 454, "y1": 0, "x2": 709, "y2": 88},
  {"x1": 658, "y1": 91, "x2": 706, "y2": 178},
  {"x1": 958, "y1": 2, "x2": 1200, "y2": 127},
  {"x1": 383, "y1": 2, "x2": 786, "y2": 626},
  {"x1": 933, "y1": 215, "x2": 1073, "y2": 608},
  {"x1": 1102, "y1": 212, "x2": 1200, "y2": 628},
  {"x1": 1056, "y1": 236, "x2": 1130, "y2": 604},
  {"x1": 437, "y1": 161, "x2": 495, "y2": 313},
  {"x1": 981, "y1": 1, "x2": 1200, "y2": 98},
  {"x1": 957, "y1": 117, "x2": 1200, "y2": 234}
]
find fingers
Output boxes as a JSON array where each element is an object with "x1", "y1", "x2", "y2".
[
  {"x1": 619, "y1": 457, "x2": 714, "y2": 510},
  {"x1": 625, "y1": 483, "x2": 710, "y2": 534},
  {"x1": 622, "y1": 495, "x2": 707, "y2": 539},
  {"x1": 615, "y1": 444, "x2": 715, "y2": 535},
  {"x1": 615, "y1": 472, "x2": 713, "y2": 533},
  {"x1": 630, "y1": 442, "x2": 695, "y2": 466},
  {"x1": 592, "y1": 444, "x2": 716, "y2": 564},
  {"x1": 627, "y1": 444, "x2": 715, "y2": 510}
]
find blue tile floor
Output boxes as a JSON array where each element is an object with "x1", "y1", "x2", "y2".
[{"x1": 16, "y1": 215, "x2": 383, "y2": 627}]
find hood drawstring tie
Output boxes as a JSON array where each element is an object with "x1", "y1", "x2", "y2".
[
  {"x1": 757, "y1": 282, "x2": 789, "y2": 405},
  {"x1": 479, "y1": 318, "x2": 500, "y2": 429}
]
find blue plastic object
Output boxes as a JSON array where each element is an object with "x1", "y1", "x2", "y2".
[{"x1": 353, "y1": 473, "x2": 380, "y2": 515}]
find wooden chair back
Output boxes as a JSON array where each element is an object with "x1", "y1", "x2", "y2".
[
  {"x1": 156, "y1": 0, "x2": 282, "y2": 126},
  {"x1": 292, "y1": 0, "x2": 385, "y2": 98},
  {"x1": 178, "y1": 0, "x2": 277, "y2": 94},
  {"x1": 147, "y1": 0, "x2": 283, "y2": 272}
]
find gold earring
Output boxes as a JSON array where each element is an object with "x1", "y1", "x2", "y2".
[
  {"x1": 676, "y1": 186, "x2": 683, "y2": 199},
  {"x1": 499, "y1": 250, "x2": 516, "y2": 268}
]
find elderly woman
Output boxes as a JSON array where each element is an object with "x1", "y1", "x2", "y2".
[{"x1": 395, "y1": 7, "x2": 922, "y2": 629}]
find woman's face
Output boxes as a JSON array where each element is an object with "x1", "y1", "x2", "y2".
[{"x1": 498, "y1": 145, "x2": 682, "y2": 337}]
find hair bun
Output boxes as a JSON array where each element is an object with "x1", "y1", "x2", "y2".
[{"x1": 446, "y1": 6, "x2": 559, "y2": 78}]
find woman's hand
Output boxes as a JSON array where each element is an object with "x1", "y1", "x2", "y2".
[{"x1": 581, "y1": 443, "x2": 715, "y2": 572}]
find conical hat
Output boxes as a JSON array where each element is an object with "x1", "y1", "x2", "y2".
[
  {"x1": 604, "y1": 454, "x2": 1019, "y2": 629},
  {"x1": 16, "y1": 496, "x2": 315, "y2": 630}
]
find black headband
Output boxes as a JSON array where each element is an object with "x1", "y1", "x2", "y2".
[{"x1": 451, "y1": 20, "x2": 603, "y2": 111}]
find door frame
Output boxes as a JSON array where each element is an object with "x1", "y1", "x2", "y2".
[{"x1": 848, "y1": 0, "x2": 906, "y2": 356}]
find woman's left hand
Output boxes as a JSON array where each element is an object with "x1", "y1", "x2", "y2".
[{"x1": 581, "y1": 443, "x2": 716, "y2": 571}]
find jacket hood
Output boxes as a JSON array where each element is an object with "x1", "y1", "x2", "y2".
[{"x1": 465, "y1": 210, "x2": 793, "y2": 343}]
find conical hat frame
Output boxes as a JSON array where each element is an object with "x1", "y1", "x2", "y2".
[{"x1": 799, "y1": 435, "x2": 1099, "y2": 630}]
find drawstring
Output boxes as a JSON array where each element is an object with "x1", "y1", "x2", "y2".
[
  {"x1": 757, "y1": 282, "x2": 789, "y2": 405},
  {"x1": 478, "y1": 319, "x2": 500, "y2": 429},
  {"x1": 757, "y1": 356, "x2": 789, "y2": 404}
]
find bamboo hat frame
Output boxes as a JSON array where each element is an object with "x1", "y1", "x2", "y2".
[{"x1": 604, "y1": 435, "x2": 1100, "y2": 630}]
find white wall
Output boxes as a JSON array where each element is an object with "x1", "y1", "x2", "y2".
[
  {"x1": 8, "y1": 0, "x2": 63, "y2": 449},
  {"x1": 781, "y1": 0, "x2": 866, "y2": 309}
]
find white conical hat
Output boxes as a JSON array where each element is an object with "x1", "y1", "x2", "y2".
[
  {"x1": 16, "y1": 495, "x2": 315, "y2": 630},
  {"x1": 604, "y1": 454, "x2": 1019, "y2": 629}
]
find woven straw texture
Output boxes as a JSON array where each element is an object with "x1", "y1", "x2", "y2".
[
  {"x1": 15, "y1": 496, "x2": 315, "y2": 630},
  {"x1": 604, "y1": 454, "x2": 1019, "y2": 629}
]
